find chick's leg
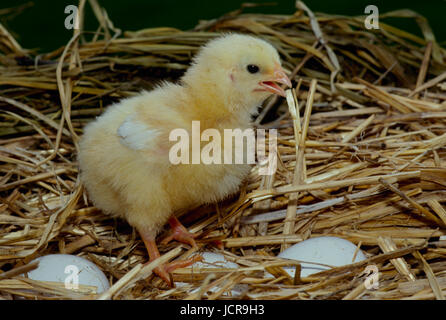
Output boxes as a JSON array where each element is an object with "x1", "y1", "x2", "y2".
[
  {"x1": 138, "y1": 228, "x2": 201, "y2": 287},
  {"x1": 161, "y1": 216, "x2": 200, "y2": 247}
]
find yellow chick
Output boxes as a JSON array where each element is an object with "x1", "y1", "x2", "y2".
[{"x1": 78, "y1": 34, "x2": 291, "y2": 286}]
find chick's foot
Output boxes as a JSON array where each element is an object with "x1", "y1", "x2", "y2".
[
  {"x1": 139, "y1": 227, "x2": 202, "y2": 287},
  {"x1": 161, "y1": 216, "x2": 200, "y2": 247},
  {"x1": 152, "y1": 255, "x2": 203, "y2": 287}
]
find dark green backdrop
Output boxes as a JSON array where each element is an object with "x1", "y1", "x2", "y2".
[{"x1": 1, "y1": 0, "x2": 445, "y2": 53}]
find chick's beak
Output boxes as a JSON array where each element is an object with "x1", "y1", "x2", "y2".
[{"x1": 258, "y1": 65, "x2": 292, "y2": 97}]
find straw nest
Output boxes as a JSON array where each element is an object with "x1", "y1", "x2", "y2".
[{"x1": 1, "y1": 0, "x2": 446, "y2": 300}]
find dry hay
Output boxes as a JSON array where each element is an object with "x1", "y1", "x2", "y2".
[{"x1": 1, "y1": 0, "x2": 446, "y2": 300}]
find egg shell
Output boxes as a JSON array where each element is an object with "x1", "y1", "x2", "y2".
[
  {"x1": 277, "y1": 236, "x2": 367, "y2": 277},
  {"x1": 26, "y1": 254, "x2": 110, "y2": 293}
]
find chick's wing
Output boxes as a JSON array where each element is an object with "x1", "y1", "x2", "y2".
[{"x1": 117, "y1": 113, "x2": 175, "y2": 162}]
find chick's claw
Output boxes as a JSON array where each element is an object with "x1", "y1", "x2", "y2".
[
  {"x1": 139, "y1": 227, "x2": 202, "y2": 287},
  {"x1": 152, "y1": 265, "x2": 173, "y2": 287},
  {"x1": 161, "y1": 216, "x2": 200, "y2": 247},
  {"x1": 165, "y1": 254, "x2": 203, "y2": 273},
  {"x1": 152, "y1": 254, "x2": 203, "y2": 287}
]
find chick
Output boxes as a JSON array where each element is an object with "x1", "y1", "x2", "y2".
[{"x1": 78, "y1": 34, "x2": 291, "y2": 286}]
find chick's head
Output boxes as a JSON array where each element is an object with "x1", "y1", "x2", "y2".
[{"x1": 182, "y1": 34, "x2": 291, "y2": 113}]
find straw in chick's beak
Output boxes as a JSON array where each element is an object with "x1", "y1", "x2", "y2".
[{"x1": 258, "y1": 65, "x2": 292, "y2": 97}]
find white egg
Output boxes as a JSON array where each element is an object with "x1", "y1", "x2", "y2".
[
  {"x1": 177, "y1": 251, "x2": 243, "y2": 296},
  {"x1": 26, "y1": 254, "x2": 110, "y2": 293},
  {"x1": 190, "y1": 251, "x2": 239, "y2": 269},
  {"x1": 277, "y1": 236, "x2": 367, "y2": 278}
]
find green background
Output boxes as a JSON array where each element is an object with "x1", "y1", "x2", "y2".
[{"x1": 1, "y1": 0, "x2": 445, "y2": 53}]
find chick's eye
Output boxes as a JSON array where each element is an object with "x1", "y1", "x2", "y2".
[{"x1": 247, "y1": 64, "x2": 259, "y2": 74}]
